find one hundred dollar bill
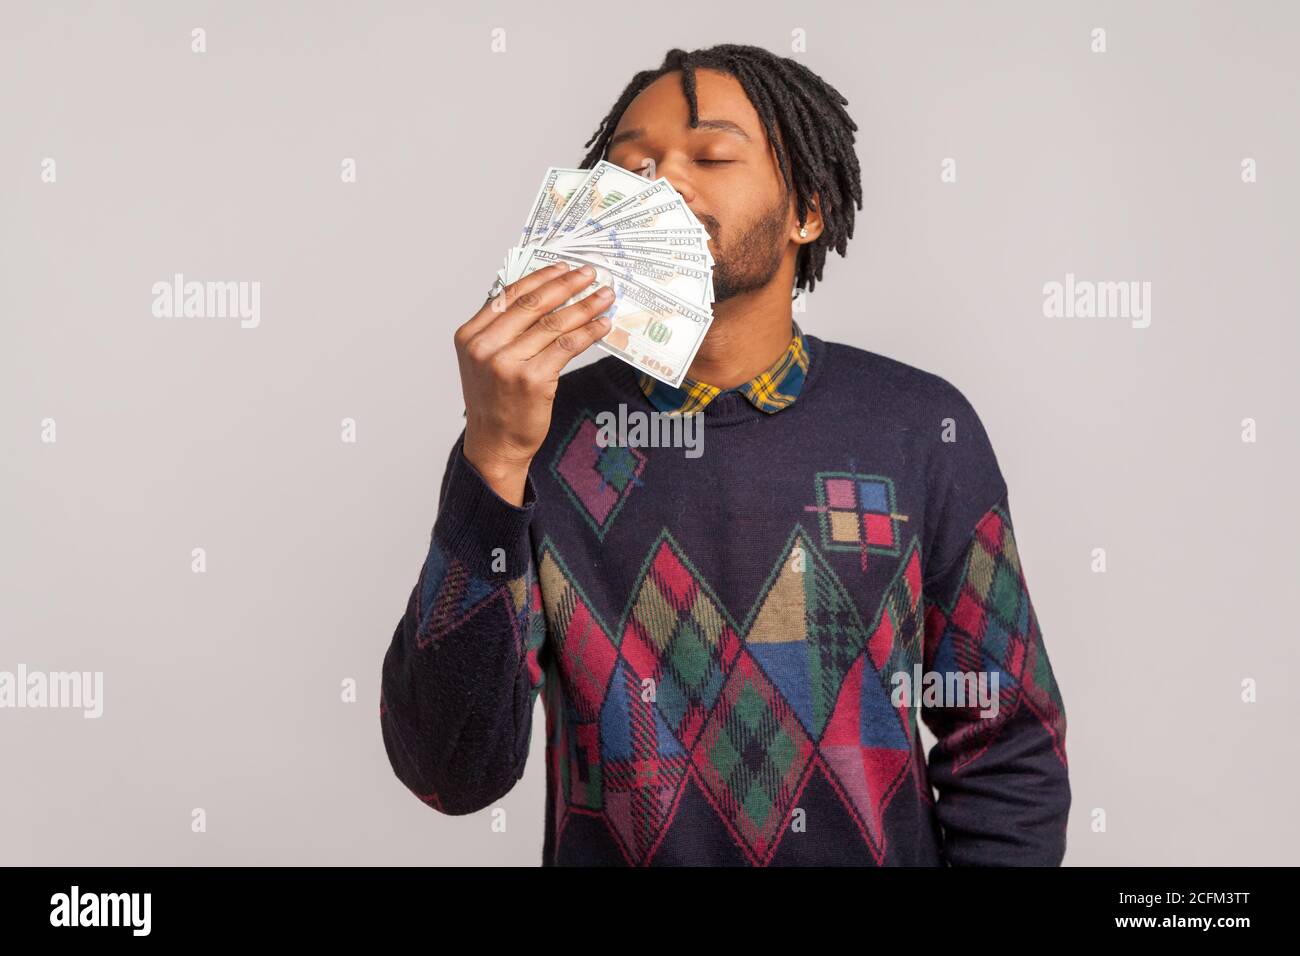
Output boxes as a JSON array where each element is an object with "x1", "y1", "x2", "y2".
[
  {"x1": 541, "y1": 160, "x2": 661, "y2": 244},
  {"x1": 519, "y1": 167, "x2": 590, "y2": 247},
  {"x1": 518, "y1": 246, "x2": 712, "y2": 388}
]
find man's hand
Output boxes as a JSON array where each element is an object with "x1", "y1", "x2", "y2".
[{"x1": 455, "y1": 261, "x2": 614, "y2": 505}]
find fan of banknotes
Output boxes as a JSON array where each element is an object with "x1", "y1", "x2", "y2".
[{"x1": 490, "y1": 160, "x2": 715, "y2": 388}]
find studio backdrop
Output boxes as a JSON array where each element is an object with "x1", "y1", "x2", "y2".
[{"x1": 2, "y1": 0, "x2": 1296, "y2": 865}]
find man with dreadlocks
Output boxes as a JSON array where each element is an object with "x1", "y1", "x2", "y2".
[{"x1": 380, "y1": 44, "x2": 1071, "y2": 866}]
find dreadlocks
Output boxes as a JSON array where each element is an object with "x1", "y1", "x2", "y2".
[{"x1": 578, "y1": 44, "x2": 862, "y2": 294}]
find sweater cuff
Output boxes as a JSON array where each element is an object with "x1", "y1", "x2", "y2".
[{"x1": 432, "y1": 438, "x2": 538, "y2": 578}]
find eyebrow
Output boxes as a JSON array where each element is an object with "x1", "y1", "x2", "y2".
[{"x1": 608, "y1": 118, "x2": 753, "y2": 149}]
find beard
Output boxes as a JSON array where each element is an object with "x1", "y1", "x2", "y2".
[{"x1": 698, "y1": 193, "x2": 791, "y2": 303}]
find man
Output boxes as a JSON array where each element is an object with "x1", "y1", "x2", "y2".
[{"x1": 379, "y1": 44, "x2": 1070, "y2": 866}]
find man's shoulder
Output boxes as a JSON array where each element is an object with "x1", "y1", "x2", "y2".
[
  {"x1": 818, "y1": 338, "x2": 1009, "y2": 574},
  {"x1": 817, "y1": 336, "x2": 980, "y2": 420}
]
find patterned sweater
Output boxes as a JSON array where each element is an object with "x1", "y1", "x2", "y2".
[{"x1": 379, "y1": 328, "x2": 1071, "y2": 866}]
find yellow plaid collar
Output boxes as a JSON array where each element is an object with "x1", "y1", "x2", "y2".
[{"x1": 637, "y1": 320, "x2": 810, "y2": 416}]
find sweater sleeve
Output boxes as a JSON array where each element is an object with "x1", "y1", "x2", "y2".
[
  {"x1": 918, "y1": 384, "x2": 1070, "y2": 866},
  {"x1": 378, "y1": 430, "x2": 549, "y2": 815}
]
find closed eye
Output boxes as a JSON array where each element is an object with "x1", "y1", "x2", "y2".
[{"x1": 695, "y1": 159, "x2": 734, "y2": 166}]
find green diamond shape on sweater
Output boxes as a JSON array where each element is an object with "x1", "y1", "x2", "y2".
[
  {"x1": 733, "y1": 679, "x2": 767, "y2": 731},
  {"x1": 692, "y1": 655, "x2": 814, "y2": 861},
  {"x1": 670, "y1": 621, "x2": 711, "y2": 694},
  {"x1": 596, "y1": 445, "x2": 638, "y2": 492},
  {"x1": 741, "y1": 778, "x2": 774, "y2": 831},
  {"x1": 990, "y1": 560, "x2": 1021, "y2": 627},
  {"x1": 708, "y1": 731, "x2": 741, "y2": 781}
]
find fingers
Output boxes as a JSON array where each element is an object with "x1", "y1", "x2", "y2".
[
  {"x1": 505, "y1": 282, "x2": 616, "y2": 361},
  {"x1": 465, "y1": 264, "x2": 598, "y2": 352},
  {"x1": 458, "y1": 261, "x2": 570, "y2": 343},
  {"x1": 529, "y1": 303, "x2": 614, "y2": 378}
]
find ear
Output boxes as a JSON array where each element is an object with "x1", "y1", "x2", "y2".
[{"x1": 795, "y1": 191, "x2": 825, "y2": 244}]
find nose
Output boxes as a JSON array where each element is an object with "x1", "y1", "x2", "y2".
[{"x1": 650, "y1": 154, "x2": 697, "y2": 206}]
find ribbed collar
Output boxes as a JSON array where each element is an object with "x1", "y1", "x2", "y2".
[{"x1": 637, "y1": 320, "x2": 810, "y2": 416}]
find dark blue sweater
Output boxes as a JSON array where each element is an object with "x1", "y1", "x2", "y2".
[{"x1": 379, "y1": 330, "x2": 1071, "y2": 865}]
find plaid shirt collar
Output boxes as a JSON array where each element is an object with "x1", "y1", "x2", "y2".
[{"x1": 637, "y1": 320, "x2": 810, "y2": 416}]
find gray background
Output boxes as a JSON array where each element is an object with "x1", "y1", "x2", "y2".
[{"x1": 2, "y1": 0, "x2": 1296, "y2": 865}]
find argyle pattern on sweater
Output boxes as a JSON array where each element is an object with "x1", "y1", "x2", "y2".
[{"x1": 379, "y1": 331, "x2": 1071, "y2": 866}]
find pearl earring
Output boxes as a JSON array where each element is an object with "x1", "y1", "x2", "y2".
[{"x1": 799, "y1": 226, "x2": 808, "y2": 238}]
